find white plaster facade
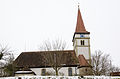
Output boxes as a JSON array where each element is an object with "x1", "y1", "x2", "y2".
[
  {"x1": 30, "y1": 67, "x2": 79, "y2": 76},
  {"x1": 73, "y1": 33, "x2": 91, "y2": 61}
]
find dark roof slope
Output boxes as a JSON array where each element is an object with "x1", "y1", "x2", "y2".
[{"x1": 14, "y1": 50, "x2": 79, "y2": 68}]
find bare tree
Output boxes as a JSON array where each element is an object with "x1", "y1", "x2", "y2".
[
  {"x1": 4, "y1": 53, "x2": 16, "y2": 76},
  {"x1": 91, "y1": 50, "x2": 120, "y2": 76},
  {"x1": 109, "y1": 64, "x2": 120, "y2": 73},
  {"x1": 39, "y1": 39, "x2": 67, "y2": 51},
  {"x1": 46, "y1": 70, "x2": 64, "y2": 76},
  {"x1": 39, "y1": 39, "x2": 67, "y2": 76},
  {"x1": 0, "y1": 62, "x2": 5, "y2": 76},
  {"x1": 0, "y1": 44, "x2": 12, "y2": 60},
  {"x1": 0, "y1": 44, "x2": 16, "y2": 76}
]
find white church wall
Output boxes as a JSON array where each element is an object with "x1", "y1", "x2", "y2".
[
  {"x1": 75, "y1": 34, "x2": 80, "y2": 38},
  {"x1": 76, "y1": 39, "x2": 89, "y2": 46},
  {"x1": 30, "y1": 68, "x2": 42, "y2": 75},
  {"x1": 30, "y1": 67, "x2": 78, "y2": 76},
  {"x1": 59, "y1": 67, "x2": 77, "y2": 76},
  {"x1": 77, "y1": 47, "x2": 89, "y2": 59},
  {"x1": 73, "y1": 34, "x2": 90, "y2": 60},
  {"x1": 15, "y1": 73, "x2": 34, "y2": 76}
]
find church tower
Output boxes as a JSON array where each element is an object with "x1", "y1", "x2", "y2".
[{"x1": 73, "y1": 6, "x2": 91, "y2": 63}]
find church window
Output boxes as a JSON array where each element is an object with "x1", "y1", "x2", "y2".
[
  {"x1": 41, "y1": 69, "x2": 46, "y2": 76},
  {"x1": 68, "y1": 68, "x2": 72, "y2": 76},
  {"x1": 81, "y1": 40, "x2": 82, "y2": 45},
  {"x1": 83, "y1": 40, "x2": 85, "y2": 45},
  {"x1": 81, "y1": 40, "x2": 85, "y2": 45}
]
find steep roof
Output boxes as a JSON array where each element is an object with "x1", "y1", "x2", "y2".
[
  {"x1": 78, "y1": 55, "x2": 91, "y2": 68},
  {"x1": 14, "y1": 50, "x2": 79, "y2": 68},
  {"x1": 75, "y1": 7, "x2": 89, "y2": 34},
  {"x1": 14, "y1": 50, "x2": 91, "y2": 69}
]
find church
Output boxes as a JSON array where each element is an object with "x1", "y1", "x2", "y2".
[{"x1": 14, "y1": 5, "x2": 92, "y2": 76}]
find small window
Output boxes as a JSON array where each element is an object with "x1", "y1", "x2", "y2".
[
  {"x1": 83, "y1": 40, "x2": 85, "y2": 45},
  {"x1": 81, "y1": 40, "x2": 83, "y2": 45},
  {"x1": 41, "y1": 69, "x2": 46, "y2": 76},
  {"x1": 68, "y1": 68, "x2": 72, "y2": 76},
  {"x1": 81, "y1": 40, "x2": 85, "y2": 45}
]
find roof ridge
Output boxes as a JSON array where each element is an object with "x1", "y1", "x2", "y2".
[{"x1": 22, "y1": 50, "x2": 75, "y2": 53}]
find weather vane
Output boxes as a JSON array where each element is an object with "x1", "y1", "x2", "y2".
[{"x1": 78, "y1": 2, "x2": 80, "y2": 8}]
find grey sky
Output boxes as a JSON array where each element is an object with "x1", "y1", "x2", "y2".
[{"x1": 0, "y1": 0, "x2": 120, "y2": 66}]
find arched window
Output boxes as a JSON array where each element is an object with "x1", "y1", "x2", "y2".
[
  {"x1": 41, "y1": 69, "x2": 46, "y2": 76},
  {"x1": 81, "y1": 40, "x2": 85, "y2": 45},
  {"x1": 68, "y1": 68, "x2": 72, "y2": 76},
  {"x1": 81, "y1": 40, "x2": 83, "y2": 45},
  {"x1": 83, "y1": 40, "x2": 85, "y2": 45}
]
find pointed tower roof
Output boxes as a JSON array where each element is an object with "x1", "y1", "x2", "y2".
[{"x1": 75, "y1": 6, "x2": 89, "y2": 34}]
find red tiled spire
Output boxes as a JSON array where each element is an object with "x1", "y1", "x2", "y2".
[{"x1": 75, "y1": 6, "x2": 89, "y2": 33}]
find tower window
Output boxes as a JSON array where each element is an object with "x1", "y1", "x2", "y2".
[
  {"x1": 81, "y1": 40, "x2": 85, "y2": 45},
  {"x1": 83, "y1": 40, "x2": 85, "y2": 45}
]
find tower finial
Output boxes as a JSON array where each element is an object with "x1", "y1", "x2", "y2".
[{"x1": 78, "y1": 2, "x2": 80, "y2": 8}]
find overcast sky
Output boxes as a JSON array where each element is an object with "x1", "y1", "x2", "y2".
[{"x1": 0, "y1": 0, "x2": 120, "y2": 66}]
